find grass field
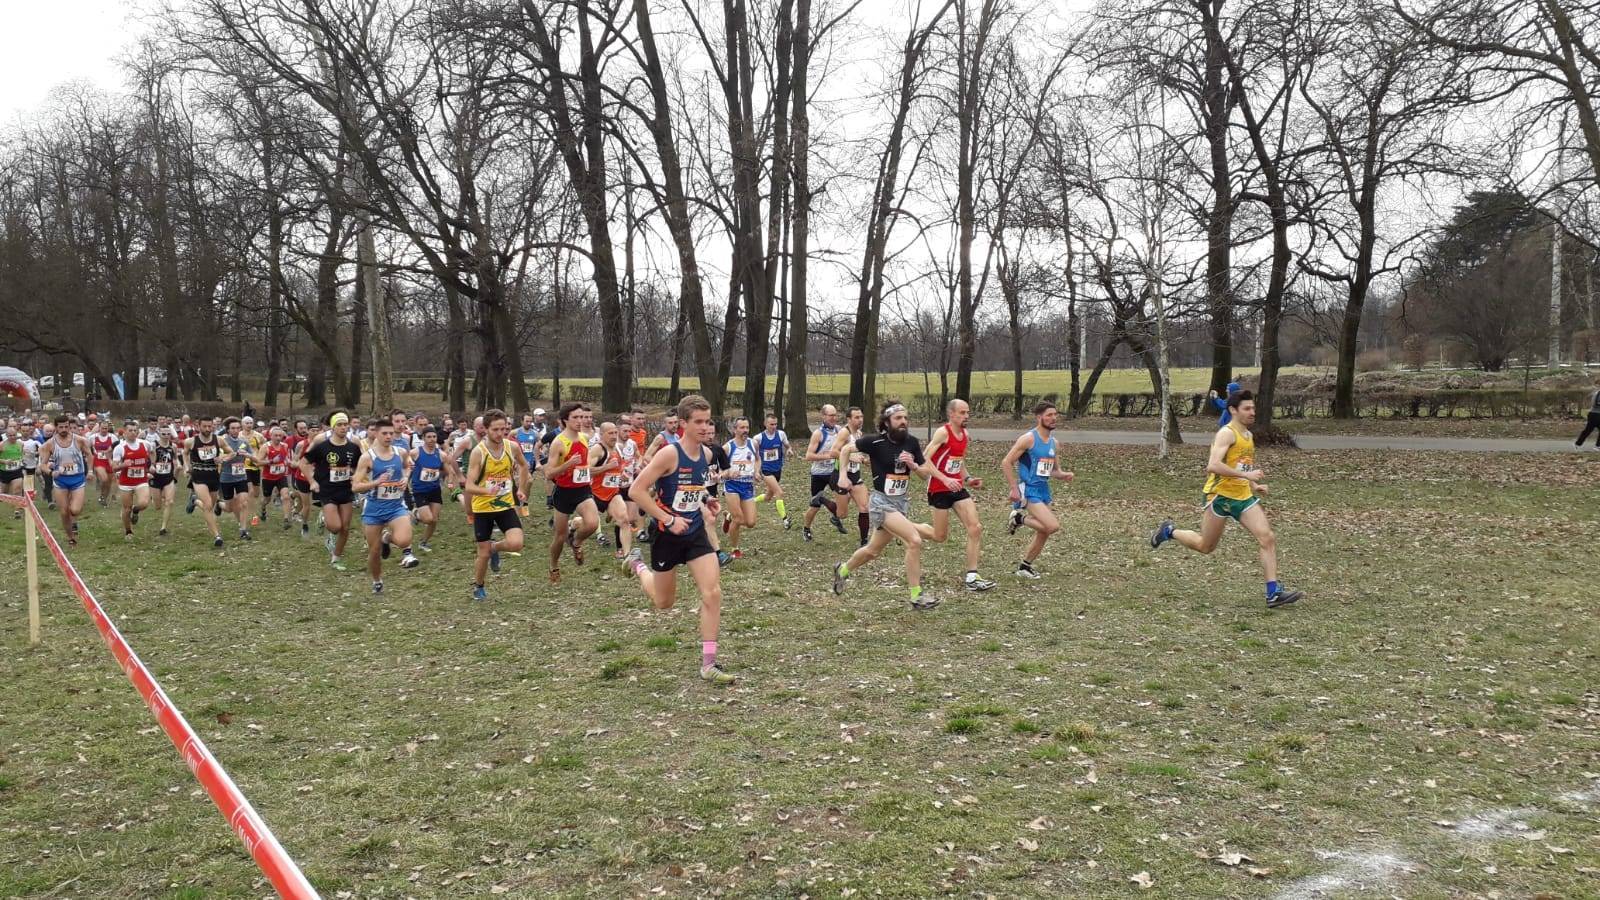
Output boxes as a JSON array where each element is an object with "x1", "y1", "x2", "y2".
[
  {"x1": 561, "y1": 366, "x2": 1313, "y2": 397},
  {"x1": 1, "y1": 442, "x2": 1596, "y2": 898}
]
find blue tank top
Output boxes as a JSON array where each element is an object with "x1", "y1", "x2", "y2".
[
  {"x1": 513, "y1": 427, "x2": 540, "y2": 462},
  {"x1": 810, "y1": 423, "x2": 839, "y2": 474},
  {"x1": 411, "y1": 446, "x2": 444, "y2": 490},
  {"x1": 757, "y1": 430, "x2": 787, "y2": 472},
  {"x1": 1018, "y1": 429, "x2": 1058, "y2": 487},
  {"x1": 366, "y1": 449, "x2": 408, "y2": 518},
  {"x1": 655, "y1": 443, "x2": 710, "y2": 533}
]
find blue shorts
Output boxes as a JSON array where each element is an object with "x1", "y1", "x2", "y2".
[
  {"x1": 54, "y1": 474, "x2": 87, "y2": 492},
  {"x1": 1022, "y1": 483, "x2": 1052, "y2": 506},
  {"x1": 725, "y1": 480, "x2": 755, "y2": 500},
  {"x1": 362, "y1": 503, "x2": 410, "y2": 527}
]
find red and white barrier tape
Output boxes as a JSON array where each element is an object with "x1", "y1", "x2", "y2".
[{"x1": 5, "y1": 489, "x2": 318, "y2": 899}]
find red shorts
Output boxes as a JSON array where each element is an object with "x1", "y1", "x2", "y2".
[{"x1": 93, "y1": 458, "x2": 112, "y2": 471}]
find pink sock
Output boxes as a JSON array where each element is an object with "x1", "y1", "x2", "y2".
[{"x1": 702, "y1": 641, "x2": 717, "y2": 669}]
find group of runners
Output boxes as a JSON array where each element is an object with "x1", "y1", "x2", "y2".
[{"x1": 1, "y1": 388, "x2": 1301, "y2": 684}]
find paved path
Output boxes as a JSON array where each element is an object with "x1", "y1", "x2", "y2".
[{"x1": 964, "y1": 428, "x2": 1584, "y2": 454}]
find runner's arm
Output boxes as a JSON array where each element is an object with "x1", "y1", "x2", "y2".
[
  {"x1": 112, "y1": 442, "x2": 127, "y2": 471},
  {"x1": 351, "y1": 454, "x2": 379, "y2": 493},
  {"x1": 628, "y1": 445, "x2": 687, "y2": 533},
  {"x1": 463, "y1": 448, "x2": 491, "y2": 496},
  {"x1": 804, "y1": 429, "x2": 828, "y2": 462},
  {"x1": 835, "y1": 436, "x2": 857, "y2": 488},
  {"x1": 1204, "y1": 428, "x2": 1259, "y2": 482},
  {"x1": 1001, "y1": 433, "x2": 1032, "y2": 490}
]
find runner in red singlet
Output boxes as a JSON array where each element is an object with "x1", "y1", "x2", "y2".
[{"x1": 923, "y1": 398, "x2": 995, "y2": 591}]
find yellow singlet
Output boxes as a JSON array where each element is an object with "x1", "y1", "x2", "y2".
[
  {"x1": 471, "y1": 444, "x2": 516, "y2": 513},
  {"x1": 1202, "y1": 422, "x2": 1255, "y2": 502}
]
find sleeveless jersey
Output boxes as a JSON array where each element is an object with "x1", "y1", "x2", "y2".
[
  {"x1": 592, "y1": 445, "x2": 624, "y2": 503},
  {"x1": 1202, "y1": 423, "x2": 1256, "y2": 502},
  {"x1": 151, "y1": 444, "x2": 177, "y2": 480},
  {"x1": 242, "y1": 432, "x2": 263, "y2": 471},
  {"x1": 0, "y1": 440, "x2": 21, "y2": 474},
  {"x1": 115, "y1": 439, "x2": 151, "y2": 486},
  {"x1": 189, "y1": 433, "x2": 221, "y2": 474},
  {"x1": 220, "y1": 435, "x2": 251, "y2": 482},
  {"x1": 262, "y1": 444, "x2": 290, "y2": 481},
  {"x1": 810, "y1": 423, "x2": 839, "y2": 474},
  {"x1": 50, "y1": 439, "x2": 87, "y2": 480},
  {"x1": 757, "y1": 429, "x2": 787, "y2": 473},
  {"x1": 551, "y1": 432, "x2": 591, "y2": 489},
  {"x1": 655, "y1": 442, "x2": 710, "y2": 533},
  {"x1": 91, "y1": 433, "x2": 115, "y2": 465},
  {"x1": 513, "y1": 427, "x2": 541, "y2": 464},
  {"x1": 724, "y1": 438, "x2": 757, "y2": 483},
  {"x1": 1017, "y1": 429, "x2": 1057, "y2": 488},
  {"x1": 411, "y1": 445, "x2": 444, "y2": 491},
  {"x1": 928, "y1": 424, "x2": 969, "y2": 495},
  {"x1": 470, "y1": 443, "x2": 516, "y2": 514},
  {"x1": 365, "y1": 448, "x2": 408, "y2": 519}
]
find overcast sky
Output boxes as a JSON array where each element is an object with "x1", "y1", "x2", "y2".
[{"x1": 0, "y1": 0, "x2": 136, "y2": 123}]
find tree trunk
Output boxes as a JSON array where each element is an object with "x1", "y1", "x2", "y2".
[
  {"x1": 348, "y1": 280, "x2": 366, "y2": 409},
  {"x1": 444, "y1": 281, "x2": 467, "y2": 413},
  {"x1": 1202, "y1": 0, "x2": 1235, "y2": 396},
  {"x1": 354, "y1": 204, "x2": 392, "y2": 410},
  {"x1": 785, "y1": 0, "x2": 811, "y2": 436}
]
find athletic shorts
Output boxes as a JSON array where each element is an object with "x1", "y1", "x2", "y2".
[
  {"x1": 151, "y1": 475, "x2": 174, "y2": 491},
  {"x1": 927, "y1": 489, "x2": 972, "y2": 511},
  {"x1": 118, "y1": 482, "x2": 148, "y2": 493},
  {"x1": 262, "y1": 479, "x2": 285, "y2": 497},
  {"x1": 838, "y1": 467, "x2": 863, "y2": 492},
  {"x1": 650, "y1": 525, "x2": 715, "y2": 572},
  {"x1": 761, "y1": 466, "x2": 783, "y2": 479},
  {"x1": 54, "y1": 474, "x2": 87, "y2": 492},
  {"x1": 474, "y1": 508, "x2": 522, "y2": 543},
  {"x1": 409, "y1": 487, "x2": 442, "y2": 508},
  {"x1": 293, "y1": 479, "x2": 312, "y2": 494},
  {"x1": 191, "y1": 472, "x2": 220, "y2": 491},
  {"x1": 92, "y1": 458, "x2": 111, "y2": 471},
  {"x1": 1023, "y1": 483, "x2": 1053, "y2": 506},
  {"x1": 0, "y1": 469, "x2": 20, "y2": 485},
  {"x1": 246, "y1": 469, "x2": 261, "y2": 486},
  {"x1": 810, "y1": 473, "x2": 834, "y2": 499},
  {"x1": 1206, "y1": 494, "x2": 1259, "y2": 522},
  {"x1": 552, "y1": 485, "x2": 593, "y2": 516},
  {"x1": 362, "y1": 504, "x2": 409, "y2": 528},
  {"x1": 319, "y1": 485, "x2": 355, "y2": 507},
  {"x1": 725, "y1": 480, "x2": 755, "y2": 501},
  {"x1": 219, "y1": 481, "x2": 248, "y2": 501},
  {"x1": 867, "y1": 490, "x2": 909, "y2": 531}
]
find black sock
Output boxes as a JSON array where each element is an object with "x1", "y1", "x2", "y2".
[
  {"x1": 857, "y1": 513, "x2": 869, "y2": 542},
  {"x1": 613, "y1": 526, "x2": 620, "y2": 545},
  {"x1": 1019, "y1": 559, "x2": 1034, "y2": 571}
]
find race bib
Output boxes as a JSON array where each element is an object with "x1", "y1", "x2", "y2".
[
  {"x1": 59, "y1": 461, "x2": 81, "y2": 476},
  {"x1": 418, "y1": 467, "x2": 440, "y2": 483},
  {"x1": 884, "y1": 474, "x2": 908, "y2": 496},
  {"x1": 153, "y1": 462, "x2": 172, "y2": 475},
  {"x1": 848, "y1": 461, "x2": 861, "y2": 475},
  {"x1": 1034, "y1": 457, "x2": 1054, "y2": 478},
  {"x1": 329, "y1": 466, "x2": 353, "y2": 483},
  {"x1": 94, "y1": 448, "x2": 111, "y2": 461},
  {"x1": 197, "y1": 447, "x2": 216, "y2": 461},
  {"x1": 943, "y1": 457, "x2": 964, "y2": 475},
  {"x1": 519, "y1": 441, "x2": 535, "y2": 454},
  {"x1": 377, "y1": 483, "x2": 405, "y2": 501},
  {"x1": 485, "y1": 478, "x2": 511, "y2": 498},
  {"x1": 126, "y1": 467, "x2": 146, "y2": 479},
  {"x1": 571, "y1": 466, "x2": 591, "y2": 485},
  {"x1": 0, "y1": 459, "x2": 19, "y2": 471},
  {"x1": 229, "y1": 463, "x2": 246, "y2": 477},
  {"x1": 733, "y1": 459, "x2": 756, "y2": 478},
  {"x1": 762, "y1": 448, "x2": 780, "y2": 462},
  {"x1": 671, "y1": 485, "x2": 706, "y2": 512},
  {"x1": 268, "y1": 463, "x2": 287, "y2": 476},
  {"x1": 602, "y1": 472, "x2": 624, "y2": 489}
]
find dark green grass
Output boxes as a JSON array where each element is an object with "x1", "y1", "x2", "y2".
[{"x1": 0, "y1": 443, "x2": 1595, "y2": 897}]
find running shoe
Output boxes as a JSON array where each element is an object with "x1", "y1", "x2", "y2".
[
  {"x1": 1150, "y1": 519, "x2": 1174, "y2": 549},
  {"x1": 782, "y1": 516, "x2": 792, "y2": 531},
  {"x1": 627, "y1": 547, "x2": 643, "y2": 566},
  {"x1": 700, "y1": 664, "x2": 735, "y2": 685},
  {"x1": 831, "y1": 562, "x2": 848, "y2": 595},
  {"x1": 99, "y1": 496, "x2": 107, "y2": 507},
  {"x1": 1015, "y1": 563, "x2": 1041, "y2": 580},
  {"x1": 301, "y1": 523, "x2": 310, "y2": 538},
  {"x1": 158, "y1": 528, "x2": 167, "y2": 537},
  {"x1": 964, "y1": 574, "x2": 997, "y2": 592},
  {"x1": 489, "y1": 549, "x2": 501, "y2": 574},
  {"x1": 548, "y1": 567, "x2": 561, "y2": 585},
  {"x1": 325, "y1": 533, "x2": 336, "y2": 553},
  {"x1": 596, "y1": 530, "x2": 611, "y2": 547},
  {"x1": 399, "y1": 551, "x2": 418, "y2": 569},
  {"x1": 124, "y1": 532, "x2": 133, "y2": 543},
  {"x1": 68, "y1": 535, "x2": 77, "y2": 547},
  {"x1": 239, "y1": 529, "x2": 251, "y2": 541},
  {"x1": 1267, "y1": 588, "x2": 1303, "y2": 609},
  {"x1": 381, "y1": 534, "x2": 392, "y2": 559},
  {"x1": 717, "y1": 550, "x2": 733, "y2": 568},
  {"x1": 131, "y1": 509, "x2": 139, "y2": 525},
  {"x1": 418, "y1": 540, "x2": 432, "y2": 553},
  {"x1": 802, "y1": 527, "x2": 813, "y2": 543},
  {"x1": 331, "y1": 556, "x2": 346, "y2": 572},
  {"x1": 636, "y1": 528, "x2": 650, "y2": 544},
  {"x1": 1007, "y1": 507, "x2": 1024, "y2": 535},
  {"x1": 213, "y1": 535, "x2": 224, "y2": 549},
  {"x1": 829, "y1": 513, "x2": 845, "y2": 534},
  {"x1": 722, "y1": 513, "x2": 731, "y2": 534},
  {"x1": 471, "y1": 584, "x2": 488, "y2": 602},
  {"x1": 911, "y1": 593, "x2": 941, "y2": 611},
  {"x1": 732, "y1": 549, "x2": 745, "y2": 560},
  {"x1": 186, "y1": 493, "x2": 197, "y2": 514},
  {"x1": 372, "y1": 580, "x2": 384, "y2": 595}
]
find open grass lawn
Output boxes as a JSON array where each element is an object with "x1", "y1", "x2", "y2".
[
  {"x1": 562, "y1": 366, "x2": 1317, "y2": 398},
  {"x1": 1, "y1": 442, "x2": 1596, "y2": 898}
]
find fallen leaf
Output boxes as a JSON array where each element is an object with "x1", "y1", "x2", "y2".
[
  {"x1": 1245, "y1": 866, "x2": 1272, "y2": 878},
  {"x1": 215, "y1": 712, "x2": 233, "y2": 725},
  {"x1": 1214, "y1": 852, "x2": 1252, "y2": 867},
  {"x1": 1026, "y1": 816, "x2": 1051, "y2": 831},
  {"x1": 1017, "y1": 838, "x2": 1039, "y2": 852},
  {"x1": 1129, "y1": 871, "x2": 1154, "y2": 889}
]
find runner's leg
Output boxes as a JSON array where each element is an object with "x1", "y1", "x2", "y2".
[
  {"x1": 1237, "y1": 503, "x2": 1277, "y2": 583},
  {"x1": 1169, "y1": 508, "x2": 1227, "y2": 555},
  {"x1": 1021, "y1": 502, "x2": 1059, "y2": 566},
  {"x1": 954, "y1": 497, "x2": 984, "y2": 573},
  {"x1": 879, "y1": 511, "x2": 925, "y2": 591}
]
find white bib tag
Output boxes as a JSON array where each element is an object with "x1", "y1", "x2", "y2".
[
  {"x1": 884, "y1": 474, "x2": 908, "y2": 496},
  {"x1": 672, "y1": 485, "x2": 706, "y2": 512},
  {"x1": 1034, "y1": 457, "x2": 1054, "y2": 478}
]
